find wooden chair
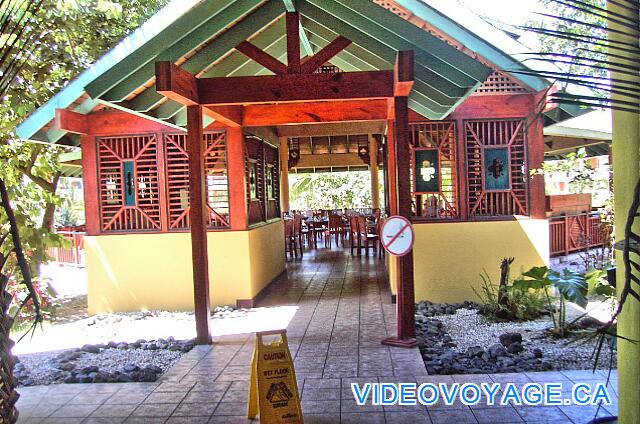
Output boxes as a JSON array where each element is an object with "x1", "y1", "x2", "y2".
[
  {"x1": 323, "y1": 214, "x2": 342, "y2": 248},
  {"x1": 284, "y1": 219, "x2": 296, "y2": 259},
  {"x1": 293, "y1": 214, "x2": 304, "y2": 257},
  {"x1": 349, "y1": 215, "x2": 360, "y2": 256},
  {"x1": 362, "y1": 217, "x2": 382, "y2": 257},
  {"x1": 356, "y1": 215, "x2": 370, "y2": 256}
]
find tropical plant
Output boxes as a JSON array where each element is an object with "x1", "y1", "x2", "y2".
[
  {"x1": 512, "y1": 266, "x2": 607, "y2": 337},
  {"x1": 473, "y1": 259, "x2": 546, "y2": 322}
]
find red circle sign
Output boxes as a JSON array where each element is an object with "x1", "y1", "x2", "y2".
[{"x1": 380, "y1": 215, "x2": 414, "y2": 256}]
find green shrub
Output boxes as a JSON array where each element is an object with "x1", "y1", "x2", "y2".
[{"x1": 473, "y1": 267, "x2": 545, "y2": 322}]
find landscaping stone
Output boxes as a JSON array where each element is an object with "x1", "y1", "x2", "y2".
[
  {"x1": 507, "y1": 342, "x2": 524, "y2": 354},
  {"x1": 499, "y1": 332, "x2": 523, "y2": 347},
  {"x1": 415, "y1": 303, "x2": 617, "y2": 375},
  {"x1": 14, "y1": 337, "x2": 195, "y2": 386}
]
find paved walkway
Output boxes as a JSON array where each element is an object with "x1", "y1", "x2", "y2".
[{"x1": 16, "y1": 248, "x2": 618, "y2": 423}]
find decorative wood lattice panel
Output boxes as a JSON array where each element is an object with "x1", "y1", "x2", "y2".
[
  {"x1": 474, "y1": 71, "x2": 530, "y2": 95},
  {"x1": 409, "y1": 122, "x2": 458, "y2": 219},
  {"x1": 97, "y1": 135, "x2": 161, "y2": 232},
  {"x1": 164, "y1": 131, "x2": 229, "y2": 230},
  {"x1": 465, "y1": 119, "x2": 529, "y2": 217}
]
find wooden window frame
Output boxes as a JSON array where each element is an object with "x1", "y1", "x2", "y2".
[
  {"x1": 95, "y1": 133, "x2": 162, "y2": 233},
  {"x1": 164, "y1": 131, "x2": 230, "y2": 231},
  {"x1": 409, "y1": 121, "x2": 459, "y2": 221},
  {"x1": 464, "y1": 118, "x2": 530, "y2": 219}
]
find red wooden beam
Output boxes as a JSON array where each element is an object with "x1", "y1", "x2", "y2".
[
  {"x1": 198, "y1": 70, "x2": 394, "y2": 105},
  {"x1": 204, "y1": 105, "x2": 243, "y2": 127},
  {"x1": 300, "y1": 36, "x2": 352, "y2": 74},
  {"x1": 236, "y1": 41, "x2": 287, "y2": 75},
  {"x1": 243, "y1": 99, "x2": 387, "y2": 126},
  {"x1": 155, "y1": 61, "x2": 199, "y2": 106},
  {"x1": 286, "y1": 12, "x2": 301, "y2": 74},
  {"x1": 55, "y1": 109, "x2": 88, "y2": 135},
  {"x1": 186, "y1": 105, "x2": 212, "y2": 345},
  {"x1": 394, "y1": 50, "x2": 414, "y2": 97}
]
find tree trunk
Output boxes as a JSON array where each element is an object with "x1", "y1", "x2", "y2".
[
  {"x1": 40, "y1": 172, "x2": 60, "y2": 230},
  {"x1": 0, "y1": 273, "x2": 19, "y2": 424},
  {"x1": 498, "y1": 257, "x2": 515, "y2": 306}
]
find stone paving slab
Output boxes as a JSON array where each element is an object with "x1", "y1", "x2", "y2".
[{"x1": 14, "y1": 248, "x2": 618, "y2": 423}]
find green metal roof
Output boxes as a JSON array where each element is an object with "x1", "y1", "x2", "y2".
[{"x1": 17, "y1": 0, "x2": 559, "y2": 144}]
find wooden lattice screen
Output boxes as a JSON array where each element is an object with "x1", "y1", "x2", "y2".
[
  {"x1": 474, "y1": 71, "x2": 530, "y2": 95},
  {"x1": 465, "y1": 119, "x2": 529, "y2": 218},
  {"x1": 164, "y1": 131, "x2": 230, "y2": 230},
  {"x1": 97, "y1": 134, "x2": 161, "y2": 232},
  {"x1": 409, "y1": 122, "x2": 458, "y2": 219}
]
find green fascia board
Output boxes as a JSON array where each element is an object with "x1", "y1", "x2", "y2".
[
  {"x1": 334, "y1": 0, "x2": 489, "y2": 81},
  {"x1": 101, "y1": 0, "x2": 266, "y2": 102},
  {"x1": 393, "y1": 0, "x2": 549, "y2": 91},
  {"x1": 305, "y1": 0, "x2": 484, "y2": 87},
  {"x1": 303, "y1": 18, "x2": 464, "y2": 107},
  {"x1": 298, "y1": 1, "x2": 476, "y2": 97},
  {"x1": 87, "y1": 0, "x2": 243, "y2": 99},
  {"x1": 181, "y1": 1, "x2": 286, "y2": 75},
  {"x1": 16, "y1": 0, "x2": 204, "y2": 140}
]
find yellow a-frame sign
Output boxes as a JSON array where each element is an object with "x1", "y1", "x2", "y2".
[{"x1": 247, "y1": 329, "x2": 303, "y2": 423}]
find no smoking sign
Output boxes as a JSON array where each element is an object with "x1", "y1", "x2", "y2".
[{"x1": 380, "y1": 215, "x2": 414, "y2": 256}]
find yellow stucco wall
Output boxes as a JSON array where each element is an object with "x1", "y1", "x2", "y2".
[
  {"x1": 86, "y1": 220, "x2": 285, "y2": 314},
  {"x1": 409, "y1": 218, "x2": 549, "y2": 303}
]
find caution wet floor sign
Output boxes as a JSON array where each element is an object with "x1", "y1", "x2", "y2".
[{"x1": 247, "y1": 329, "x2": 303, "y2": 423}]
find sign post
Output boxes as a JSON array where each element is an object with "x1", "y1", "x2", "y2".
[
  {"x1": 380, "y1": 216, "x2": 418, "y2": 347},
  {"x1": 247, "y1": 329, "x2": 303, "y2": 423}
]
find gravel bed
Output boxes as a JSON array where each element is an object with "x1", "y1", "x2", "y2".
[
  {"x1": 15, "y1": 348, "x2": 182, "y2": 386},
  {"x1": 418, "y1": 307, "x2": 616, "y2": 374},
  {"x1": 11, "y1": 306, "x2": 239, "y2": 386}
]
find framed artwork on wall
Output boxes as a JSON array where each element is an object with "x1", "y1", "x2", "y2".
[
  {"x1": 413, "y1": 148, "x2": 440, "y2": 193},
  {"x1": 483, "y1": 147, "x2": 510, "y2": 191}
]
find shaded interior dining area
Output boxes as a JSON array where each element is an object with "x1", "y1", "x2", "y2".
[
  {"x1": 284, "y1": 207, "x2": 384, "y2": 259},
  {"x1": 279, "y1": 129, "x2": 387, "y2": 260}
]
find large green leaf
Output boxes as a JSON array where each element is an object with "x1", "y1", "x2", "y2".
[
  {"x1": 512, "y1": 266, "x2": 552, "y2": 290},
  {"x1": 548, "y1": 269, "x2": 589, "y2": 308}
]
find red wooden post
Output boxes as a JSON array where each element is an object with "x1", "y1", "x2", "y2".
[
  {"x1": 81, "y1": 134, "x2": 100, "y2": 236},
  {"x1": 227, "y1": 127, "x2": 248, "y2": 230},
  {"x1": 528, "y1": 105, "x2": 546, "y2": 219},
  {"x1": 286, "y1": 12, "x2": 301, "y2": 73},
  {"x1": 187, "y1": 105, "x2": 212, "y2": 345},
  {"x1": 386, "y1": 120, "x2": 398, "y2": 216},
  {"x1": 383, "y1": 51, "x2": 417, "y2": 348}
]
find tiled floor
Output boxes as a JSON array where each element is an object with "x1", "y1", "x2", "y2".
[{"x1": 15, "y1": 247, "x2": 618, "y2": 423}]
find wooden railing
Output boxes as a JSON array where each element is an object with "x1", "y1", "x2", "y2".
[
  {"x1": 48, "y1": 231, "x2": 85, "y2": 267},
  {"x1": 549, "y1": 213, "x2": 608, "y2": 256}
]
